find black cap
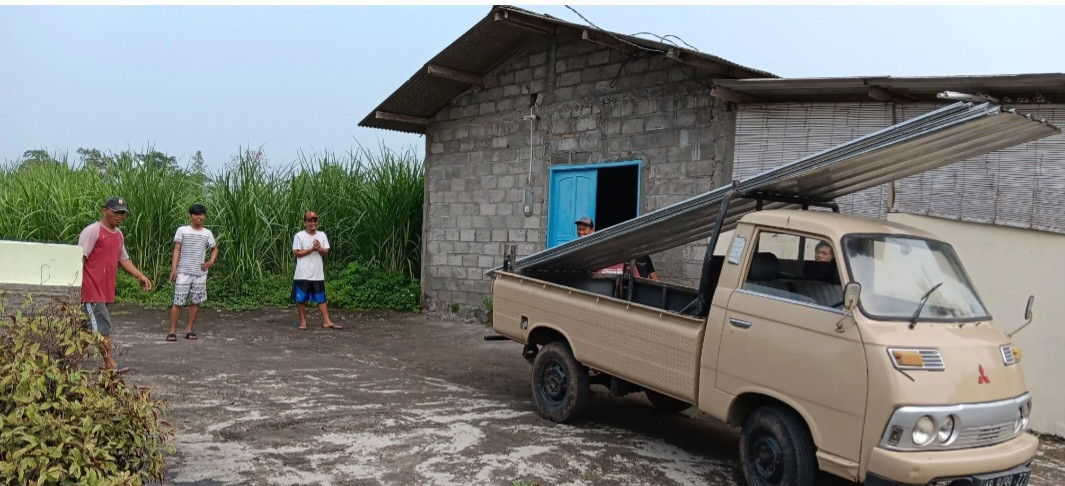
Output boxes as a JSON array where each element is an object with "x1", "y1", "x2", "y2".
[
  {"x1": 575, "y1": 216, "x2": 594, "y2": 227},
  {"x1": 103, "y1": 196, "x2": 128, "y2": 213}
]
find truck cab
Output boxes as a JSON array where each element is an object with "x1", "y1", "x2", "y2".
[{"x1": 492, "y1": 209, "x2": 1036, "y2": 486}]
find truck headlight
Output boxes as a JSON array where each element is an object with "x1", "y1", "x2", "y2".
[
  {"x1": 937, "y1": 415, "x2": 955, "y2": 443},
  {"x1": 912, "y1": 416, "x2": 936, "y2": 446}
]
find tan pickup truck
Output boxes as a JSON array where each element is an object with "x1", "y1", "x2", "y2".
[{"x1": 492, "y1": 209, "x2": 1036, "y2": 486}]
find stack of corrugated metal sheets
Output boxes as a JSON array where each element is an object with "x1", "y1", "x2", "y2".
[{"x1": 508, "y1": 102, "x2": 1059, "y2": 273}]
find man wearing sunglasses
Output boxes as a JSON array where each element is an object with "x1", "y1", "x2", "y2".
[{"x1": 292, "y1": 211, "x2": 341, "y2": 330}]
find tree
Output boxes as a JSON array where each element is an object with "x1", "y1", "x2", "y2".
[
  {"x1": 188, "y1": 150, "x2": 209, "y2": 185},
  {"x1": 136, "y1": 150, "x2": 178, "y2": 171},
  {"x1": 18, "y1": 149, "x2": 62, "y2": 169},
  {"x1": 77, "y1": 147, "x2": 113, "y2": 173}
]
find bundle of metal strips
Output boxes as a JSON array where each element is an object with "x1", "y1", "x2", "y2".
[{"x1": 502, "y1": 102, "x2": 1059, "y2": 274}]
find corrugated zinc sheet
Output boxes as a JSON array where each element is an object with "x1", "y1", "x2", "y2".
[
  {"x1": 713, "y1": 73, "x2": 1065, "y2": 104},
  {"x1": 733, "y1": 103, "x2": 895, "y2": 219},
  {"x1": 509, "y1": 102, "x2": 1059, "y2": 273},
  {"x1": 734, "y1": 103, "x2": 1065, "y2": 234}
]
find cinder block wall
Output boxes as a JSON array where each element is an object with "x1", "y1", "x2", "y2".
[{"x1": 421, "y1": 34, "x2": 737, "y2": 312}]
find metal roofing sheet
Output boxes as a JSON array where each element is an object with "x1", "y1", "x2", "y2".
[
  {"x1": 712, "y1": 73, "x2": 1065, "y2": 103},
  {"x1": 509, "y1": 102, "x2": 1060, "y2": 273},
  {"x1": 359, "y1": 5, "x2": 775, "y2": 134}
]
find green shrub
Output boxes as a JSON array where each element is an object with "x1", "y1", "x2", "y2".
[
  {"x1": 327, "y1": 261, "x2": 420, "y2": 313},
  {"x1": 0, "y1": 298, "x2": 173, "y2": 484}
]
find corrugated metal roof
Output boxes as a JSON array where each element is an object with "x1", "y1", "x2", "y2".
[
  {"x1": 358, "y1": 5, "x2": 776, "y2": 134},
  {"x1": 506, "y1": 102, "x2": 1060, "y2": 273},
  {"x1": 712, "y1": 73, "x2": 1065, "y2": 104}
]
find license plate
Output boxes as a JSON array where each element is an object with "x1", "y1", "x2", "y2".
[{"x1": 975, "y1": 469, "x2": 1030, "y2": 486}]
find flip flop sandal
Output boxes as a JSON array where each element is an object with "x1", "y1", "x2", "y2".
[
  {"x1": 166, "y1": 333, "x2": 177, "y2": 341},
  {"x1": 184, "y1": 332, "x2": 198, "y2": 340}
]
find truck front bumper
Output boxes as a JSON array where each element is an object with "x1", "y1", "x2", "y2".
[{"x1": 865, "y1": 432, "x2": 1037, "y2": 486}]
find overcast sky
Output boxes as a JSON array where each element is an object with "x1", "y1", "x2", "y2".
[{"x1": 3, "y1": 5, "x2": 1063, "y2": 170}]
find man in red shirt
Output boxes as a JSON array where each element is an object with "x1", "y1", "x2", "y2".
[
  {"x1": 78, "y1": 196, "x2": 153, "y2": 372},
  {"x1": 575, "y1": 216, "x2": 660, "y2": 280}
]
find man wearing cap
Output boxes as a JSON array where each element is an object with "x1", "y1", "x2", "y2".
[
  {"x1": 292, "y1": 210, "x2": 342, "y2": 330},
  {"x1": 77, "y1": 196, "x2": 153, "y2": 373},
  {"x1": 575, "y1": 216, "x2": 660, "y2": 281}
]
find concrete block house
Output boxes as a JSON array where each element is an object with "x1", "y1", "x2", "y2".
[
  {"x1": 362, "y1": 5, "x2": 1065, "y2": 433},
  {"x1": 360, "y1": 6, "x2": 775, "y2": 311}
]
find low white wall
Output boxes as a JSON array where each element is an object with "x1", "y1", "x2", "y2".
[
  {"x1": 0, "y1": 240, "x2": 82, "y2": 287},
  {"x1": 888, "y1": 214, "x2": 1065, "y2": 437}
]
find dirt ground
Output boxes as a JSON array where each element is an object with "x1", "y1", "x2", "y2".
[{"x1": 98, "y1": 303, "x2": 1065, "y2": 486}]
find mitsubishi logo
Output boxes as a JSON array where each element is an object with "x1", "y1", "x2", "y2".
[{"x1": 978, "y1": 365, "x2": 991, "y2": 384}]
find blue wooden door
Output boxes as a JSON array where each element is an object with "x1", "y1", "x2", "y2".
[{"x1": 548, "y1": 169, "x2": 596, "y2": 247}]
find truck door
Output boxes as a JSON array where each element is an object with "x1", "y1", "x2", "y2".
[{"x1": 717, "y1": 229, "x2": 868, "y2": 462}]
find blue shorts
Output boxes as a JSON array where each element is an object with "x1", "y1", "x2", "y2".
[
  {"x1": 292, "y1": 280, "x2": 326, "y2": 304},
  {"x1": 84, "y1": 302, "x2": 112, "y2": 336}
]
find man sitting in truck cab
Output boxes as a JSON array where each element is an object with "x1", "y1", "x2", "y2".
[
  {"x1": 742, "y1": 232, "x2": 843, "y2": 307},
  {"x1": 576, "y1": 216, "x2": 660, "y2": 280},
  {"x1": 814, "y1": 241, "x2": 834, "y2": 262}
]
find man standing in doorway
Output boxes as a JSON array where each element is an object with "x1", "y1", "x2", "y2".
[
  {"x1": 78, "y1": 196, "x2": 153, "y2": 372},
  {"x1": 574, "y1": 216, "x2": 660, "y2": 280},
  {"x1": 292, "y1": 211, "x2": 342, "y2": 330}
]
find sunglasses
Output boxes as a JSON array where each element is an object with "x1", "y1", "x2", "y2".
[{"x1": 304, "y1": 217, "x2": 318, "y2": 222}]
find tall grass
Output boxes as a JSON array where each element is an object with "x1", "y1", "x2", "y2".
[{"x1": 0, "y1": 146, "x2": 424, "y2": 308}]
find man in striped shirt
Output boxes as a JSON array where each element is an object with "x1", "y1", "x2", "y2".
[{"x1": 166, "y1": 203, "x2": 218, "y2": 341}]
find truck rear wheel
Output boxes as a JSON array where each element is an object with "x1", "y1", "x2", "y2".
[
  {"x1": 739, "y1": 405, "x2": 816, "y2": 486},
  {"x1": 531, "y1": 342, "x2": 589, "y2": 423},
  {"x1": 645, "y1": 390, "x2": 692, "y2": 413}
]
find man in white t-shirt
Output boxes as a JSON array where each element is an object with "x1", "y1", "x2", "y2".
[
  {"x1": 166, "y1": 203, "x2": 218, "y2": 341},
  {"x1": 292, "y1": 210, "x2": 341, "y2": 330}
]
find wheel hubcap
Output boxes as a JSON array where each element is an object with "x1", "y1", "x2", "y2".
[
  {"x1": 752, "y1": 434, "x2": 784, "y2": 483},
  {"x1": 541, "y1": 361, "x2": 568, "y2": 405}
]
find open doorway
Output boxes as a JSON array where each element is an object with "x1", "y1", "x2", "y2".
[{"x1": 547, "y1": 160, "x2": 642, "y2": 247}]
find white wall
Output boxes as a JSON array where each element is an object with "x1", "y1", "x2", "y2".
[
  {"x1": 0, "y1": 240, "x2": 82, "y2": 287},
  {"x1": 888, "y1": 214, "x2": 1065, "y2": 436}
]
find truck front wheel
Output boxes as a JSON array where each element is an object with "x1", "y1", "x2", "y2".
[
  {"x1": 739, "y1": 405, "x2": 816, "y2": 486},
  {"x1": 531, "y1": 342, "x2": 589, "y2": 423}
]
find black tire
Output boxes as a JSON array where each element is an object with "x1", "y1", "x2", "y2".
[
  {"x1": 739, "y1": 405, "x2": 816, "y2": 486},
  {"x1": 645, "y1": 390, "x2": 692, "y2": 414},
  {"x1": 531, "y1": 342, "x2": 590, "y2": 423}
]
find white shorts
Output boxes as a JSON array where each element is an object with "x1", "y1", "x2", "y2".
[{"x1": 173, "y1": 273, "x2": 208, "y2": 306}]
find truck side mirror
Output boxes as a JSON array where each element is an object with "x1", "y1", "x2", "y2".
[
  {"x1": 843, "y1": 282, "x2": 861, "y2": 311},
  {"x1": 1008, "y1": 295, "x2": 1035, "y2": 338}
]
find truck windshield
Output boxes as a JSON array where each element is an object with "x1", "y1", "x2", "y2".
[{"x1": 842, "y1": 235, "x2": 990, "y2": 322}]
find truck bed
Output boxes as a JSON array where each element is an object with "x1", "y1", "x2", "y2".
[{"x1": 492, "y1": 271, "x2": 706, "y2": 403}]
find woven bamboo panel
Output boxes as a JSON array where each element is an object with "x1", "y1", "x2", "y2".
[
  {"x1": 894, "y1": 105, "x2": 1065, "y2": 234},
  {"x1": 736, "y1": 103, "x2": 1065, "y2": 234}
]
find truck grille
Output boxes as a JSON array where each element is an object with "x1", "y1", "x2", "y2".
[{"x1": 954, "y1": 421, "x2": 1017, "y2": 448}]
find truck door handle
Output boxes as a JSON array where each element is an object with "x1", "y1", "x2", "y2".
[{"x1": 729, "y1": 318, "x2": 752, "y2": 329}]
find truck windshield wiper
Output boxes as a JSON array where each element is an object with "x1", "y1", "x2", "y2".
[{"x1": 910, "y1": 282, "x2": 943, "y2": 329}]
